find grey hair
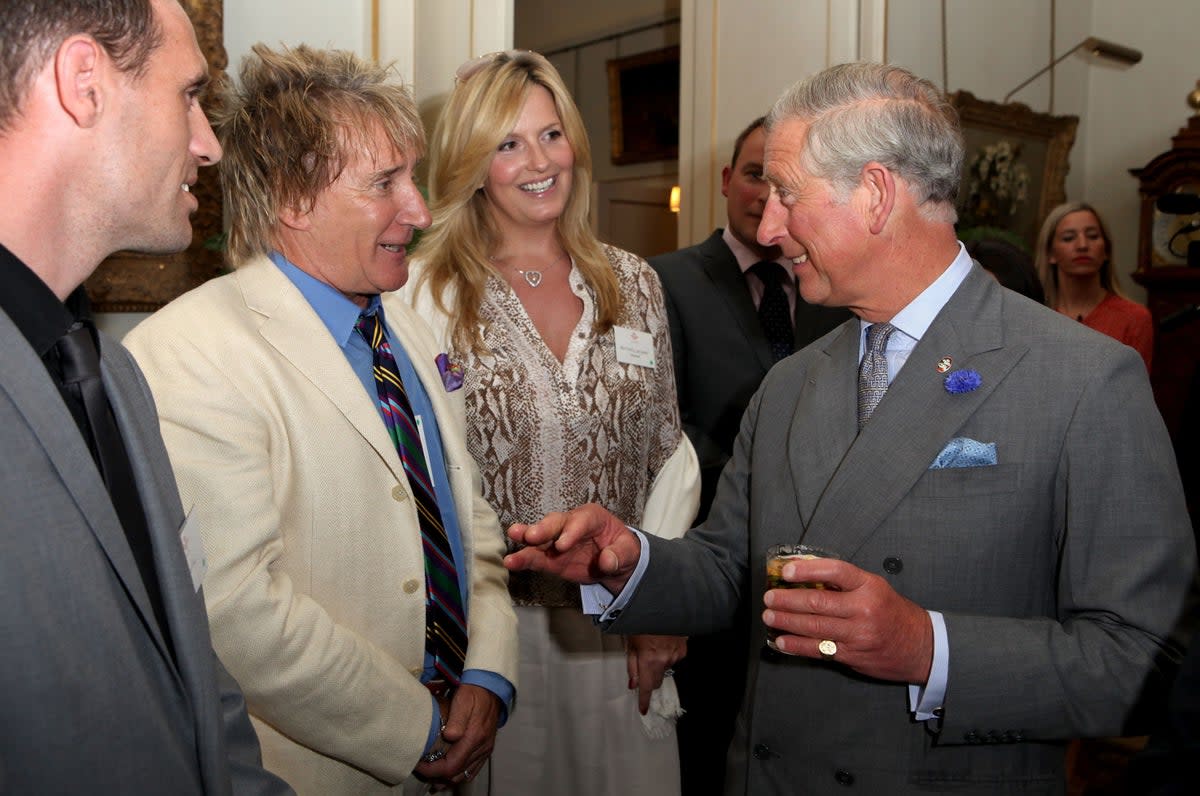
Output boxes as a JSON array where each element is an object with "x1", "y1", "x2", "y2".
[{"x1": 766, "y1": 62, "x2": 964, "y2": 220}]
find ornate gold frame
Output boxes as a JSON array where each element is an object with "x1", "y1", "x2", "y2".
[
  {"x1": 85, "y1": 0, "x2": 227, "y2": 312},
  {"x1": 950, "y1": 90, "x2": 1079, "y2": 250}
]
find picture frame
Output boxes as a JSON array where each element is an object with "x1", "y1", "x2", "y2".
[
  {"x1": 606, "y1": 45, "x2": 680, "y2": 166},
  {"x1": 950, "y1": 90, "x2": 1079, "y2": 251},
  {"x1": 85, "y1": 0, "x2": 227, "y2": 312}
]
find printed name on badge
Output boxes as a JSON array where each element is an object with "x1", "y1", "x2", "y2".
[{"x1": 614, "y1": 325, "x2": 656, "y2": 368}]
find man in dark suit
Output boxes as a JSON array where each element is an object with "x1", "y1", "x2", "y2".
[
  {"x1": 506, "y1": 62, "x2": 1196, "y2": 794},
  {"x1": 0, "y1": 2, "x2": 289, "y2": 793},
  {"x1": 649, "y1": 117, "x2": 847, "y2": 793}
]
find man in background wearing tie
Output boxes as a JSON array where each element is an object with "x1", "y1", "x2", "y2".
[
  {"x1": 648, "y1": 116, "x2": 847, "y2": 794},
  {"x1": 0, "y1": 1, "x2": 290, "y2": 793},
  {"x1": 125, "y1": 44, "x2": 517, "y2": 794},
  {"x1": 506, "y1": 62, "x2": 1195, "y2": 794}
]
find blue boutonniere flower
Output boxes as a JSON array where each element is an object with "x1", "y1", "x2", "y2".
[
  {"x1": 435, "y1": 353, "x2": 464, "y2": 392},
  {"x1": 944, "y1": 369, "x2": 982, "y2": 394}
]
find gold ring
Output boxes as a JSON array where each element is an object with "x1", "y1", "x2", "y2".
[{"x1": 818, "y1": 639, "x2": 838, "y2": 659}]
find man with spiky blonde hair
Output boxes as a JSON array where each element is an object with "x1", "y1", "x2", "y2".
[{"x1": 127, "y1": 43, "x2": 517, "y2": 795}]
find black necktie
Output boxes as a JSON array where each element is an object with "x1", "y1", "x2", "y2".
[
  {"x1": 750, "y1": 261, "x2": 793, "y2": 362},
  {"x1": 56, "y1": 323, "x2": 173, "y2": 654}
]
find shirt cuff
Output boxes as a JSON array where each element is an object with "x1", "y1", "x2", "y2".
[
  {"x1": 908, "y1": 610, "x2": 948, "y2": 722},
  {"x1": 460, "y1": 669, "x2": 515, "y2": 726},
  {"x1": 580, "y1": 527, "x2": 649, "y2": 622},
  {"x1": 425, "y1": 670, "x2": 517, "y2": 753}
]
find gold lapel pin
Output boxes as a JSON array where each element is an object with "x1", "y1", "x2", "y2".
[{"x1": 936, "y1": 356, "x2": 953, "y2": 373}]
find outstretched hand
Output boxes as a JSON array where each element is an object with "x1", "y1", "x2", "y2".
[{"x1": 504, "y1": 503, "x2": 641, "y2": 595}]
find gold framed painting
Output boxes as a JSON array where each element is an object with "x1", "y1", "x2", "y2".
[
  {"x1": 606, "y1": 45, "x2": 680, "y2": 166},
  {"x1": 951, "y1": 90, "x2": 1079, "y2": 251}
]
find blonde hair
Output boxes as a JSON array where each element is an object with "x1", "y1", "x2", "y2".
[
  {"x1": 1034, "y1": 201, "x2": 1124, "y2": 308},
  {"x1": 415, "y1": 50, "x2": 620, "y2": 353},
  {"x1": 214, "y1": 43, "x2": 424, "y2": 265}
]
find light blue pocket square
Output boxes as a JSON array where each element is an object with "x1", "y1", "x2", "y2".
[{"x1": 930, "y1": 437, "x2": 997, "y2": 469}]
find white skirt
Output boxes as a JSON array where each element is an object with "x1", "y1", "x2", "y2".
[{"x1": 487, "y1": 605, "x2": 681, "y2": 795}]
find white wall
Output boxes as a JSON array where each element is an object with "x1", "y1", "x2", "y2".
[
  {"x1": 225, "y1": 0, "x2": 370, "y2": 69},
  {"x1": 1089, "y1": 0, "x2": 1199, "y2": 301}
]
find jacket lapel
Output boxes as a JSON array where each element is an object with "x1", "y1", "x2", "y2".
[
  {"x1": 786, "y1": 319, "x2": 859, "y2": 527},
  {"x1": 701, "y1": 233, "x2": 776, "y2": 372},
  {"x1": 380, "y1": 292, "x2": 475, "y2": 569},
  {"x1": 0, "y1": 311, "x2": 173, "y2": 663},
  {"x1": 797, "y1": 269, "x2": 1028, "y2": 558},
  {"x1": 236, "y1": 258, "x2": 407, "y2": 486}
]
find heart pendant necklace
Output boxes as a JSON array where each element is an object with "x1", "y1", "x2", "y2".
[
  {"x1": 491, "y1": 252, "x2": 566, "y2": 289},
  {"x1": 515, "y1": 268, "x2": 543, "y2": 288}
]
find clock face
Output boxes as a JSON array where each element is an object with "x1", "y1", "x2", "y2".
[{"x1": 1152, "y1": 185, "x2": 1200, "y2": 265}]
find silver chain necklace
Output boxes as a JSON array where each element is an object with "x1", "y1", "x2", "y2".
[{"x1": 491, "y1": 253, "x2": 566, "y2": 288}]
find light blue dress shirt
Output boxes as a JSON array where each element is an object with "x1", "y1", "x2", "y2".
[
  {"x1": 271, "y1": 252, "x2": 513, "y2": 751},
  {"x1": 585, "y1": 243, "x2": 976, "y2": 726}
]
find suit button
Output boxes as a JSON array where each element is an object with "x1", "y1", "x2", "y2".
[
  {"x1": 1012, "y1": 731, "x2": 1025, "y2": 743},
  {"x1": 391, "y1": 485, "x2": 408, "y2": 502},
  {"x1": 835, "y1": 769, "x2": 855, "y2": 786},
  {"x1": 964, "y1": 730, "x2": 979, "y2": 743},
  {"x1": 403, "y1": 579, "x2": 420, "y2": 594},
  {"x1": 883, "y1": 557, "x2": 903, "y2": 574},
  {"x1": 752, "y1": 743, "x2": 771, "y2": 760}
]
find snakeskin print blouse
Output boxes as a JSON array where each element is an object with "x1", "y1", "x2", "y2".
[{"x1": 454, "y1": 244, "x2": 683, "y2": 607}]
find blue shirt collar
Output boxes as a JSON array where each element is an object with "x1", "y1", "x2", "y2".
[{"x1": 268, "y1": 250, "x2": 381, "y2": 347}]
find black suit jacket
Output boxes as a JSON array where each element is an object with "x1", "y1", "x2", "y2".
[{"x1": 650, "y1": 230, "x2": 848, "y2": 519}]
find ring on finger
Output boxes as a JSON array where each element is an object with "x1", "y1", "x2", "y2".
[{"x1": 818, "y1": 639, "x2": 838, "y2": 659}]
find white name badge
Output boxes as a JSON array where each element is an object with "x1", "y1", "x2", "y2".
[
  {"x1": 614, "y1": 325, "x2": 656, "y2": 368},
  {"x1": 414, "y1": 414, "x2": 436, "y2": 489},
  {"x1": 179, "y1": 510, "x2": 208, "y2": 593}
]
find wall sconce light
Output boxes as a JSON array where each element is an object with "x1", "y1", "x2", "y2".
[
  {"x1": 669, "y1": 185, "x2": 681, "y2": 213},
  {"x1": 1003, "y1": 36, "x2": 1142, "y2": 104}
]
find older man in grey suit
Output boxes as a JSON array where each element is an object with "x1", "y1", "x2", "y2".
[
  {"x1": 506, "y1": 62, "x2": 1196, "y2": 794},
  {"x1": 0, "y1": 1, "x2": 288, "y2": 793},
  {"x1": 650, "y1": 115, "x2": 848, "y2": 794}
]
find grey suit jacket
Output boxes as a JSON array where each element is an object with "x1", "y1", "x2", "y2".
[
  {"x1": 0, "y1": 308, "x2": 289, "y2": 795},
  {"x1": 649, "y1": 230, "x2": 848, "y2": 519},
  {"x1": 612, "y1": 267, "x2": 1197, "y2": 794}
]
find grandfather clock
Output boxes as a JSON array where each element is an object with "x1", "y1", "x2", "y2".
[
  {"x1": 1128, "y1": 87, "x2": 1200, "y2": 439},
  {"x1": 1131, "y1": 81, "x2": 1200, "y2": 514}
]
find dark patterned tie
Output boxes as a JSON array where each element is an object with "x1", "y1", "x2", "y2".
[
  {"x1": 749, "y1": 261, "x2": 793, "y2": 362},
  {"x1": 857, "y1": 322, "x2": 896, "y2": 430},
  {"x1": 356, "y1": 310, "x2": 466, "y2": 684}
]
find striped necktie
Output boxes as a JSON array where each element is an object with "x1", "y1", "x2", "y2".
[{"x1": 356, "y1": 310, "x2": 467, "y2": 684}]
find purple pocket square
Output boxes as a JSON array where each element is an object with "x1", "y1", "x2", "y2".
[{"x1": 435, "y1": 353, "x2": 464, "y2": 392}]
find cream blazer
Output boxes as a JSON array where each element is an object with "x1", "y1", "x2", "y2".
[{"x1": 126, "y1": 255, "x2": 517, "y2": 794}]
